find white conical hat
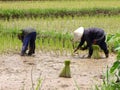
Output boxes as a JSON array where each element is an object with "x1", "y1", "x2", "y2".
[{"x1": 73, "y1": 27, "x2": 84, "y2": 42}]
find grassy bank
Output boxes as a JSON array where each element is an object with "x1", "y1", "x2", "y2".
[
  {"x1": 1, "y1": 8, "x2": 120, "y2": 19},
  {"x1": 1, "y1": 1, "x2": 120, "y2": 9},
  {"x1": 0, "y1": 1, "x2": 120, "y2": 19}
]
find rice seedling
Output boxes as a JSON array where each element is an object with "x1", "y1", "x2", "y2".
[
  {"x1": 92, "y1": 45, "x2": 100, "y2": 59},
  {"x1": 59, "y1": 60, "x2": 71, "y2": 78},
  {"x1": 35, "y1": 73, "x2": 44, "y2": 90},
  {"x1": 74, "y1": 79, "x2": 80, "y2": 90},
  {"x1": 35, "y1": 79, "x2": 42, "y2": 90}
]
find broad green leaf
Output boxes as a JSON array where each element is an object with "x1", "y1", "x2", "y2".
[
  {"x1": 117, "y1": 52, "x2": 120, "y2": 60},
  {"x1": 118, "y1": 66, "x2": 120, "y2": 76},
  {"x1": 106, "y1": 34, "x2": 114, "y2": 42},
  {"x1": 110, "y1": 61, "x2": 120, "y2": 73}
]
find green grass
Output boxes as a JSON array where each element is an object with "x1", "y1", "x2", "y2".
[
  {"x1": 0, "y1": 16, "x2": 119, "y2": 33},
  {"x1": 0, "y1": 16, "x2": 119, "y2": 53},
  {"x1": 1, "y1": 1, "x2": 120, "y2": 10},
  {"x1": 0, "y1": 1, "x2": 120, "y2": 19},
  {"x1": 0, "y1": 34, "x2": 21, "y2": 54}
]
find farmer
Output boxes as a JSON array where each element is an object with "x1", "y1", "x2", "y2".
[
  {"x1": 18, "y1": 27, "x2": 36, "y2": 56},
  {"x1": 73, "y1": 27, "x2": 109, "y2": 58}
]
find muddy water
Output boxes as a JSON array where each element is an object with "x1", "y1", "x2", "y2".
[{"x1": 0, "y1": 52, "x2": 116, "y2": 90}]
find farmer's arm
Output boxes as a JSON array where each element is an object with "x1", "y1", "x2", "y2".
[
  {"x1": 81, "y1": 37, "x2": 93, "y2": 50},
  {"x1": 80, "y1": 44, "x2": 88, "y2": 50},
  {"x1": 18, "y1": 31, "x2": 24, "y2": 42},
  {"x1": 74, "y1": 38, "x2": 85, "y2": 53}
]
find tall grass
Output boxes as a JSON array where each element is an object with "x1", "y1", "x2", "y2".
[{"x1": 1, "y1": 16, "x2": 120, "y2": 33}]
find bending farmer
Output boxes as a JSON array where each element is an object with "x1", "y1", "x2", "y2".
[
  {"x1": 18, "y1": 27, "x2": 36, "y2": 56},
  {"x1": 73, "y1": 27, "x2": 109, "y2": 58}
]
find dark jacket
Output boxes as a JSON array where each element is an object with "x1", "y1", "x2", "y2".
[{"x1": 77, "y1": 28, "x2": 105, "y2": 50}]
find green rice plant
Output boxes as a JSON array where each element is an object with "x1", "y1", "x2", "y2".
[
  {"x1": 49, "y1": 38, "x2": 55, "y2": 51},
  {"x1": 74, "y1": 79, "x2": 80, "y2": 90},
  {"x1": 67, "y1": 39, "x2": 73, "y2": 55},
  {"x1": 1, "y1": 1, "x2": 120, "y2": 19},
  {"x1": 36, "y1": 31, "x2": 71, "y2": 55},
  {"x1": 30, "y1": 67, "x2": 43, "y2": 90},
  {"x1": 0, "y1": 16, "x2": 120, "y2": 53},
  {"x1": 1, "y1": 1, "x2": 120, "y2": 10},
  {"x1": 0, "y1": 34, "x2": 21, "y2": 54},
  {"x1": 35, "y1": 78, "x2": 42, "y2": 90},
  {"x1": 92, "y1": 45, "x2": 100, "y2": 59},
  {"x1": 59, "y1": 60, "x2": 71, "y2": 78},
  {"x1": 36, "y1": 38, "x2": 43, "y2": 51},
  {"x1": 1, "y1": 7, "x2": 120, "y2": 19},
  {"x1": 1, "y1": 16, "x2": 120, "y2": 34}
]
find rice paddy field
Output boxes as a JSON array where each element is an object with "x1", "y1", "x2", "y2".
[
  {"x1": 0, "y1": 0, "x2": 120, "y2": 90},
  {"x1": 0, "y1": 16, "x2": 120, "y2": 53},
  {"x1": 0, "y1": 0, "x2": 120, "y2": 19}
]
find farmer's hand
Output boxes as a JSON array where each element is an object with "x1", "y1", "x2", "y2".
[
  {"x1": 79, "y1": 47, "x2": 84, "y2": 50},
  {"x1": 74, "y1": 47, "x2": 84, "y2": 53},
  {"x1": 74, "y1": 48, "x2": 78, "y2": 53},
  {"x1": 18, "y1": 34, "x2": 24, "y2": 42}
]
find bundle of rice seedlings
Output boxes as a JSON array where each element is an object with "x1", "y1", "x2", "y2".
[
  {"x1": 59, "y1": 60, "x2": 71, "y2": 78},
  {"x1": 92, "y1": 45, "x2": 100, "y2": 59}
]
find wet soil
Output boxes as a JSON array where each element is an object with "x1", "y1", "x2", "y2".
[{"x1": 0, "y1": 51, "x2": 116, "y2": 90}]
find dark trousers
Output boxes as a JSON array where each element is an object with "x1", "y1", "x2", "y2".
[
  {"x1": 21, "y1": 32, "x2": 36, "y2": 55},
  {"x1": 89, "y1": 36, "x2": 109, "y2": 57}
]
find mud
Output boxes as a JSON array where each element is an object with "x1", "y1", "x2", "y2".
[{"x1": 0, "y1": 51, "x2": 116, "y2": 90}]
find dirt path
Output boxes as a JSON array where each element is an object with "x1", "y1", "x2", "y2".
[{"x1": 0, "y1": 51, "x2": 116, "y2": 90}]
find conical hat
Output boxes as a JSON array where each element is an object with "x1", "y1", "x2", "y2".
[{"x1": 73, "y1": 27, "x2": 84, "y2": 42}]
